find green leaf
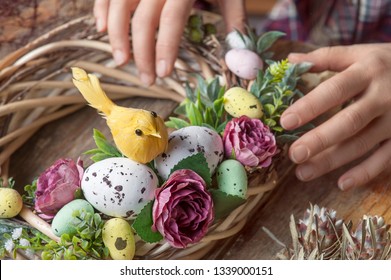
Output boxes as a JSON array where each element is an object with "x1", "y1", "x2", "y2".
[
  {"x1": 296, "y1": 62, "x2": 313, "y2": 75},
  {"x1": 132, "y1": 201, "x2": 163, "y2": 243},
  {"x1": 264, "y1": 118, "x2": 277, "y2": 127},
  {"x1": 213, "y1": 98, "x2": 225, "y2": 119},
  {"x1": 204, "y1": 107, "x2": 214, "y2": 126},
  {"x1": 165, "y1": 117, "x2": 190, "y2": 129},
  {"x1": 90, "y1": 153, "x2": 112, "y2": 163},
  {"x1": 83, "y1": 148, "x2": 102, "y2": 155},
  {"x1": 169, "y1": 153, "x2": 211, "y2": 186},
  {"x1": 263, "y1": 104, "x2": 275, "y2": 116},
  {"x1": 196, "y1": 74, "x2": 208, "y2": 97},
  {"x1": 94, "y1": 135, "x2": 120, "y2": 156},
  {"x1": 201, "y1": 123, "x2": 216, "y2": 131},
  {"x1": 174, "y1": 102, "x2": 187, "y2": 116},
  {"x1": 207, "y1": 78, "x2": 220, "y2": 101},
  {"x1": 186, "y1": 102, "x2": 203, "y2": 125},
  {"x1": 216, "y1": 121, "x2": 228, "y2": 134},
  {"x1": 185, "y1": 82, "x2": 196, "y2": 102},
  {"x1": 210, "y1": 189, "x2": 246, "y2": 220},
  {"x1": 256, "y1": 31, "x2": 285, "y2": 54}
]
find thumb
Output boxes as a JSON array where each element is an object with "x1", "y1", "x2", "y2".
[
  {"x1": 288, "y1": 45, "x2": 358, "y2": 72},
  {"x1": 217, "y1": 0, "x2": 247, "y2": 32}
]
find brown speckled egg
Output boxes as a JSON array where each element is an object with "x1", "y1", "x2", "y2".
[{"x1": 81, "y1": 157, "x2": 158, "y2": 219}]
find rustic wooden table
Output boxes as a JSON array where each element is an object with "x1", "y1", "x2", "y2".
[{"x1": 3, "y1": 0, "x2": 391, "y2": 260}]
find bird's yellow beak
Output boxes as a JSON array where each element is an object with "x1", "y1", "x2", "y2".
[{"x1": 149, "y1": 132, "x2": 162, "y2": 138}]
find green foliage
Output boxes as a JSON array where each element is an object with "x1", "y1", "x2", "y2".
[
  {"x1": 169, "y1": 153, "x2": 212, "y2": 187},
  {"x1": 0, "y1": 219, "x2": 50, "y2": 259},
  {"x1": 232, "y1": 28, "x2": 285, "y2": 60},
  {"x1": 165, "y1": 75, "x2": 227, "y2": 133},
  {"x1": 41, "y1": 210, "x2": 109, "y2": 260},
  {"x1": 249, "y1": 60, "x2": 313, "y2": 139},
  {"x1": 256, "y1": 31, "x2": 286, "y2": 58},
  {"x1": 210, "y1": 189, "x2": 246, "y2": 220},
  {"x1": 84, "y1": 129, "x2": 122, "y2": 162},
  {"x1": 132, "y1": 201, "x2": 163, "y2": 244},
  {"x1": 22, "y1": 179, "x2": 37, "y2": 205}
]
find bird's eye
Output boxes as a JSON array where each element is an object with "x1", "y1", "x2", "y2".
[
  {"x1": 135, "y1": 129, "x2": 143, "y2": 136},
  {"x1": 151, "y1": 111, "x2": 157, "y2": 118}
]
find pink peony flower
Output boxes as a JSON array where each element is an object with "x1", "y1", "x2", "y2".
[
  {"x1": 152, "y1": 169, "x2": 214, "y2": 248},
  {"x1": 34, "y1": 158, "x2": 84, "y2": 220},
  {"x1": 223, "y1": 116, "x2": 277, "y2": 168}
]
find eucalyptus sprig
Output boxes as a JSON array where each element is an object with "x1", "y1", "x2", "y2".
[
  {"x1": 165, "y1": 75, "x2": 228, "y2": 133},
  {"x1": 41, "y1": 210, "x2": 109, "y2": 260},
  {"x1": 84, "y1": 129, "x2": 122, "y2": 162},
  {"x1": 250, "y1": 59, "x2": 313, "y2": 139}
]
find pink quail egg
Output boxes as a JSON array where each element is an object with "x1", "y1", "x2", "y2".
[{"x1": 225, "y1": 48, "x2": 263, "y2": 80}]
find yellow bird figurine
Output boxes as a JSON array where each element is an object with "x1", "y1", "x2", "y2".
[{"x1": 71, "y1": 67, "x2": 168, "y2": 164}]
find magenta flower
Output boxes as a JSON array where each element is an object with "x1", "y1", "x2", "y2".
[
  {"x1": 223, "y1": 116, "x2": 277, "y2": 168},
  {"x1": 152, "y1": 169, "x2": 214, "y2": 248},
  {"x1": 34, "y1": 158, "x2": 84, "y2": 220}
]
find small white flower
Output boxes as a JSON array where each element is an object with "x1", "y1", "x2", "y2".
[
  {"x1": 11, "y1": 228, "x2": 23, "y2": 240},
  {"x1": 19, "y1": 238, "x2": 31, "y2": 247},
  {"x1": 4, "y1": 239, "x2": 15, "y2": 253}
]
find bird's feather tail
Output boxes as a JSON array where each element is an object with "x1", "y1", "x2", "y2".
[{"x1": 71, "y1": 67, "x2": 114, "y2": 116}]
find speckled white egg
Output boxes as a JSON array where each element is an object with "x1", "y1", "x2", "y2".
[
  {"x1": 81, "y1": 157, "x2": 158, "y2": 219},
  {"x1": 154, "y1": 126, "x2": 224, "y2": 180},
  {"x1": 225, "y1": 48, "x2": 263, "y2": 80}
]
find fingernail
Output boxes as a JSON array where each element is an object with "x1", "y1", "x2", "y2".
[
  {"x1": 113, "y1": 50, "x2": 127, "y2": 66},
  {"x1": 339, "y1": 178, "x2": 355, "y2": 191},
  {"x1": 140, "y1": 73, "x2": 153, "y2": 86},
  {"x1": 156, "y1": 60, "x2": 168, "y2": 77},
  {"x1": 280, "y1": 113, "x2": 300, "y2": 129},
  {"x1": 296, "y1": 164, "x2": 314, "y2": 181},
  {"x1": 290, "y1": 145, "x2": 310, "y2": 163}
]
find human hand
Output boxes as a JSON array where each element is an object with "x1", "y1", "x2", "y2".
[
  {"x1": 93, "y1": 0, "x2": 246, "y2": 86},
  {"x1": 280, "y1": 44, "x2": 391, "y2": 191}
]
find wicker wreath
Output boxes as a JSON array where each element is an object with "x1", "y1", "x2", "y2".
[{"x1": 0, "y1": 14, "x2": 297, "y2": 260}]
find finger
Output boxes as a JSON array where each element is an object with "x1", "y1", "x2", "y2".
[
  {"x1": 108, "y1": 0, "x2": 139, "y2": 65},
  {"x1": 288, "y1": 95, "x2": 383, "y2": 164},
  {"x1": 94, "y1": 0, "x2": 110, "y2": 32},
  {"x1": 132, "y1": 0, "x2": 165, "y2": 86},
  {"x1": 338, "y1": 138, "x2": 391, "y2": 191},
  {"x1": 217, "y1": 0, "x2": 246, "y2": 32},
  {"x1": 281, "y1": 63, "x2": 369, "y2": 131},
  {"x1": 155, "y1": 0, "x2": 195, "y2": 78},
  {"x1": 295, "y1": 115, "x2": 391, "y2": 181},
  {"x1": 288, "y1": 45, "x2": 369, "y2": 73}
]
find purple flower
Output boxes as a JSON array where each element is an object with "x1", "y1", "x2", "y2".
[
  {"x1": 34, "y1": 158, "x2": 84, "y2": 220},
  {"x1": 223, "y1": 116, "x2": 277, "y2": 168},
  {"x1": 152, "y1": 169, "x2": 214, "y2": 248}
]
